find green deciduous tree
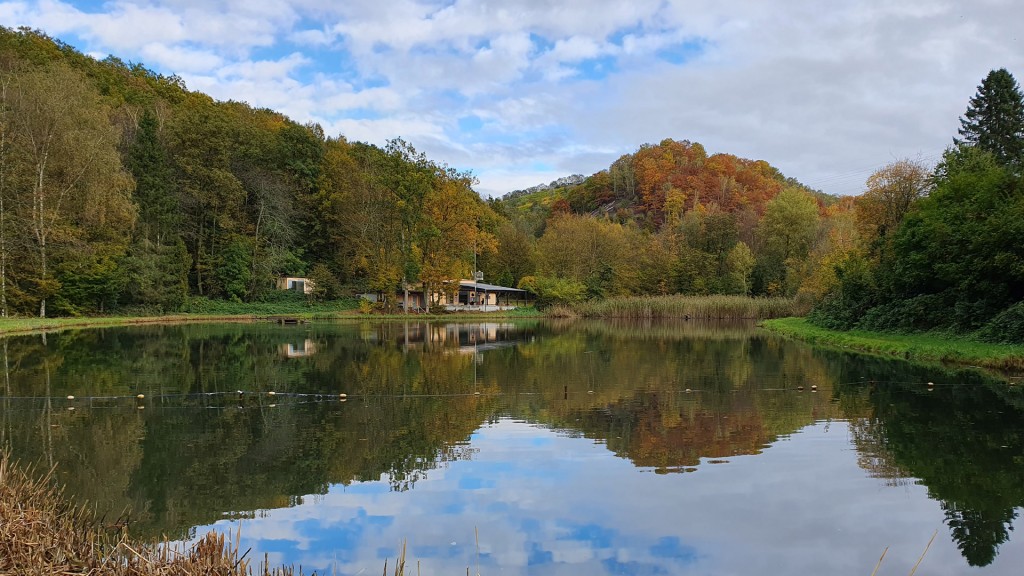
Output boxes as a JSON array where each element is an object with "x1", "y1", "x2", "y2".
[
  {"x1": 755, "y1": 187, "x2": 820, "y2": 296},
  {"x1": 877, "y1": 145, "x2": 1024, "y2": 332},
  {"x1": 3, "y1": 63, "x2": 134, "y2": 316},
  {"x1": 481, "y1": 220, "x2": 537, "y2": 289},
  {"x1": 725, "y1": 241, "x2": 755, "y2": 295},
  {"x1": 535, "y1": 214, "x2": 635, "y2": 298}
]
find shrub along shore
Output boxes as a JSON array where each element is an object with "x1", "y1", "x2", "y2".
[{"x1": 762, "y1": 317, "x2": 1024, "y2": 372}]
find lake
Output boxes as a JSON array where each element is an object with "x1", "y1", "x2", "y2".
[{"x1": 1, "y1": 320, "x2": 1022, "y2": 575}]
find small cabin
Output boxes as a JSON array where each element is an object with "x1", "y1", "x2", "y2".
[
  {"x1": 396, "y1": 280, "x2": 530, "y2": 312},
  {"x1": 277, "y1": 277, "x2": 315, "y2": 294}
]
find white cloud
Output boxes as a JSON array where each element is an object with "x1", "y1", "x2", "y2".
[
  {"x1": 140, "y1": 42, "x2": 222, "y2": 73},
  {"x1": 0, "y1": 0, "x2": 1022, "y2": 196}
]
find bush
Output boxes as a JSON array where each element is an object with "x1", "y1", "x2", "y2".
[
  {"x1": 308, "y1": 264, "x2": 342, "y2": 301},
  {"x1": 518, "y1": 276, "x2": 587, "y2": 310},
  {"x1": 857, "y1": 293, "x2": 952, "y2": 332},
  {"x1": 978, "y1": 301, "x2": 1024, "y2": 344}
]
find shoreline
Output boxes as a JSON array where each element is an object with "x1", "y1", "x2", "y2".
[
  {"x1": 761, "y1": 317, "x2": 1024, "y2": 374},
  {"x1": 10, "y1": 311, "x2": 1023, "y2": 375},
  {"x1": 0, "y1": 310, "x2": 545, "y2": 337}
]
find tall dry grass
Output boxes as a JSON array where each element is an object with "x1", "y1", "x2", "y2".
[
  {"x1": 568, "y1": 295, "x2": 796, "y2": 320},
  {"x1": 0, "y1": 451, "x2": 302, "y2": 575}
]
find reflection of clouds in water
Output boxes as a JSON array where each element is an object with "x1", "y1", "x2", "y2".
[{"x1": 187, "y1": 420, "x2": 1017, "y2": 575}]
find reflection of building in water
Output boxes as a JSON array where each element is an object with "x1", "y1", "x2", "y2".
[
  {"x1": 387, "y1": 322, "x2": 533, "y2": 353},
  {"x1": 280, "y1": 339, "x2": 317, "y2": 358}
]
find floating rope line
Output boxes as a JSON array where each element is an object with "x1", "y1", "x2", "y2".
[
  {"x1": 0, "y1": 389, "x2": 508, "y2": 411},
  {"x1": 0, "y1": 380, "x2": 979, "y2": 409}
]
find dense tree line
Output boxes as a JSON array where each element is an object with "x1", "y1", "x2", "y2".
[
  {"x1": 0, "y1": 28, "x2": 497, "y2": 316},
  {"x1": 490, "y1": 138, "x2": 846, "y2": 305},
  {"x1": 809, "y1": 68, "x2": 1024, "y2": 343},
  {"x1": 7, "y1": 29, "x2": 1016, "y2": 328}
]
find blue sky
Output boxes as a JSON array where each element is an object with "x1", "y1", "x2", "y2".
[{"x1": 1, "y1": 0, "x2": 1022, "y2": 196}]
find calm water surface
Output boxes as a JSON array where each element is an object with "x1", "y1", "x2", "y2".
[{"x1": 1, "y1": 320, "x2": 1022, "y2": 575}]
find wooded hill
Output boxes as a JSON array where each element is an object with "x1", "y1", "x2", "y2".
[
  {"x1": 0, "y1": 26, "x2": 855, "y2": 316},
  {"x1": 500, "y1": 138, "x2": 832, "y2": 230},
  {"x1": 0, "y1": 27, "x2": 493, "y2": 316},
  {"x1": 490, "y1": 139, "x2": 849, "y2": 304}
]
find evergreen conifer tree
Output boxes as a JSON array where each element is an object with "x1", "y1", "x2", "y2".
[
  {"x1": 956, "y1": 68, "x2": 1024, "y2": 167},
  {"x1": 128, "y1": 109, "x2": 178, "y2": 244}
]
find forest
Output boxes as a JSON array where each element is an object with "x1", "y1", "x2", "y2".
[
  {"x1": 0, "y1": 26, "x2": 852, "y2": 318},
  {"x1": 2, "y1": 26, "x2": 1021, "y2": 345}
]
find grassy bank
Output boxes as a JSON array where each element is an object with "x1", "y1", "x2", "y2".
[
  {"x1": 568, "y1": 295, "x2": 796, "y2": 320},
  {"x1": 762, "y1": 317, "x2": 1024, "y2": 372},
  {"x1": 183, "y1": 294, "x2": 360, "y2": 315},
  {"x1": 0, "y1": 306, "x2": 544, "y2": 337},
  {"x1": 0, "y1": 314, "x2": 266, "y2": 336}
]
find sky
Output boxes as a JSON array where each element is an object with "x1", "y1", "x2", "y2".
[
  {"x1": 187, "y1": 420, "x2": 1023, "y2": 575},
  {"x1": 0, "y1": 1, "x2": 1021, "y2": 198}
]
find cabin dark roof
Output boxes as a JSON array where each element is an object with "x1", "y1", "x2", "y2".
[{"x1": 458, "y1": 280, "x2": 526, "y2": 293}]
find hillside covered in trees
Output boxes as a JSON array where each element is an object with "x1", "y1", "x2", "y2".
[
  {"x1": 0, "y1": 26, "x2": 865, "y2": 317},
  {"x1": 3, "y1": 28, "x2": 1018, "y2": 331},
  {"x1": 489, "y1": 138, "x2": 848, "y2": 305},
  {"x1": 0, "y1": 27, "x2": 495, "y2": 316}
]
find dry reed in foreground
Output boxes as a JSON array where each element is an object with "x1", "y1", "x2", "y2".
[{"x1": 0, "y1": 451, "x2": 306, "y2": 575}]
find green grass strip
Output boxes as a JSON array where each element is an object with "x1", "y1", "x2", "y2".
[
  {"x1": 0, "y1": 307, "x2": 545, "y2": 337},
  {"x1": 761, "y1": 317, "x2": 1024, "y2": 371}
]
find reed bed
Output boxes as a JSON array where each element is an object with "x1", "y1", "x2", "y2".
[
  {"x1": 0, "y1": 451, "x2": 304, "y2": 575},
  {"x1": 569, "y1": 295, "x2": 797, "y2": 320}
]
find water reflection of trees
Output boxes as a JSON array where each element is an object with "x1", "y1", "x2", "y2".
[
  {"x1": 835, "y1": 358, "x2": 1024, "y2": 567},
  {"x1": 481, "y1": 321, "x2": 845, "y2": 471},
  {"x1": 0, "y1": 323, "x2": 505, "y2": 539},
  {"x1": 2, "y1": 320, "x2": 1023, "y2": 567},
  {"x1": 0, "y1": 320, "x2": 866, "y2": 539}
]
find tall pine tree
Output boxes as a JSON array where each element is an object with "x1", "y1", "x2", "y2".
[
  {"x1": 956, "y1": 68, "x2": 1024, "y2": 167},
  {"x1": 127, "y1": 109, "x2": 178, "y2": 244}
]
